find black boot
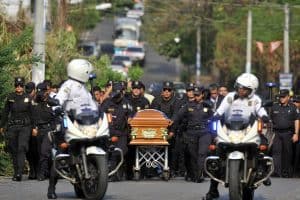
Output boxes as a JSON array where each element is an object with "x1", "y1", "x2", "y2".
[
  {"x1": 204, "y1": 190, "x2": 219, "y2": 200},
  {"x1": 263, "y1": 178, "x2": 271, "y2": 186},
  {"x1": 194, "y1": 170, "x2": 204, "y2": 183},
  {"x1": 47, "y1": 186, "x2": 57, "y2": 199},
  {"x1": 28, "y1": 169, "x2": 37, "y2": 180},
  {"x1": 12, "y1": 174, "x2": 22, "y2": 181}
]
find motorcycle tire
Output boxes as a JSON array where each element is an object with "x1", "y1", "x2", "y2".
[
  {"x1": 229, "y1": 159, "x2": 243, "y2": 200},
  {"x1": 74, "y1": 183, "x2": 85, "y2": 198},
  {"x1": 243, "y1": 187, "x2": 254, "y2": 200},
  {"x1": 81, "y1": 155, "x2": 108, "y2": 200}
]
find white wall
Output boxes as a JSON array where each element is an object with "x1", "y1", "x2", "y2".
[{"x1": 0, "y1": 0, "x2": 31, "y2": 21}]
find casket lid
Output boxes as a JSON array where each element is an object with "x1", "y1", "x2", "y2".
[{"x1": 128, "y1": 109, "x2": 171, "y2": 127}]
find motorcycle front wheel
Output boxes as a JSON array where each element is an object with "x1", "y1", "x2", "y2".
[
  {"x1": 229, "y1": 159, "x2": 243, "y2": 200},
  {"x1": 81, "y1": 155, "x2": 108, "y2": 200}
]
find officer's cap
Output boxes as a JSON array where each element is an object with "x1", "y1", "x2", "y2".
[
  {"x1": 132, "y1": 81, "x2": 142, "y2": 89},
  {"x1": 14, "y1": 77, "x2": 25, "y2": 87},
  {"x1": 292, "y1": 95, "x2": 300, "y2": 103},
  {"x1": 186, "y1": 83, "x2": 195, "y2": 90},
  {"x1": 36, "y1": 82, "x2": 48, "y2": 92},
  {"x1": 25, "y1": 82, "x2": 36, "y2": 93},
  {"x1": 162, "y1": 81, "x2": 173, "y2": 90},
  {"x1": 194, "y1": 87, "x2": 203, "y2": 95},
  {"x1": 278, "y1": 89, "x2": 290, "y2": 97}
]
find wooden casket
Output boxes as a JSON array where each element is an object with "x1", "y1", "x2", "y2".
[{"x1": 128, "y1": 109, "x2": 171, "y2": 145}]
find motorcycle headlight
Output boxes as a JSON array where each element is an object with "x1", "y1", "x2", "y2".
[
  {"x1": 228, "y1": 130, "x2": 246, "y2": 143},
  {"x1": 78, "y1": 124, "x2": 99, "y2": 138}
]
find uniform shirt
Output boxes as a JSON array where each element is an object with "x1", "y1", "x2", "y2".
[
  {"x1": 173, "y1": 101, "x2": 213, "y2": 132},
  {"x1": 55, "y1": 79, "x2": 98, "y2": 112},
  {"x1": 0, "y1": 92, "x2": 33, "y2": 127},
  {"x1": 271, "y1": 102, "x2": 298, "y2": 130},
  {"x1": 150, "y1": 94, "x2": 181, "y2": 119},
  {"x1": 101, "y1": 98, "x2": 132, "y2": 137},
  {"x1": 126, "y1": 95, "x2": 150, "y2": 115},
  {"x1": 216, "y1": 92, "x2": 268, "y2": 119},
  {"x1": 33, "y1": 101, "x2": 55, "y2": 129}
]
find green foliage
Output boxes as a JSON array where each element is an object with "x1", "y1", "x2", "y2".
[
  {"x1": 0, "y1": 136, "x2": 13, "y2": 176},
  {"x1": 46, "y1": 30, "x2": 78, "y2": 83},
  {"x1": 68, "y1": 6, "x2": 101, "y2": 31},
  {"x1": 128, "y1": 66, "x2": 144, "y2": 81},
  {"x1": 93, "y1": 55, "x2": 124, "y2": 88},
  {"x1": 0, "y1": 26, "x2": 36, "y2": 108}
]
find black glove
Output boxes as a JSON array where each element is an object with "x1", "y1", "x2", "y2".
[
  {"x1": 47, "y1": 97, "x2": 60, "y2": 106},
  {"x1": 261, "y1": 115, "x2": 270, "y2": 123},
  {"x1": 209, "y1": 114, "x2": 221, "y2": 122},
  {"x1": 54, "y1": 106, "x2": 64, "y2": 116}
]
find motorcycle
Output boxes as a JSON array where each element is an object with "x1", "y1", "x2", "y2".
[
  {"x1": 204, "y1": 110, "x2": 274, "y2": 200},
  {"x1": 49, "y1": 106, "x2": 123, "y2": 200}
]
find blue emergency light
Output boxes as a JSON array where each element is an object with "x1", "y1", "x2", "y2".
[{"x1": 265, "y1": 82, "x2": 277, "y2": 88}]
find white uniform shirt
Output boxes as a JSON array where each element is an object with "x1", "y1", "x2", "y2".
[
  {"x1": 216, "y1": 92, "x2": 267, "y2": 120},
  {"x1": 55, "y1": 79, "x2": 98, "y2": 112}
]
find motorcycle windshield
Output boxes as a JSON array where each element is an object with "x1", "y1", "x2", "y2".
[
  {"x1": 73, "y1": 105, "x2": 100, "y2": 125},
  {"x1": 224, "y1": 104, "x2": 253, "y2": 130}
]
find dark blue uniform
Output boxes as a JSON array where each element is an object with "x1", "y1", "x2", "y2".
[
  {"x1": 101, "y1": 84, "x2": 132, "y2": 181},
  {"x1": 271, "y1": 102, "x2": 298, "y2": 177},
  {"x1": 0, "y1": 91, "x2": 34, "y2": 181},
  {"x1": 173, "y1": 100, "x2": 213, "y2": 182}
]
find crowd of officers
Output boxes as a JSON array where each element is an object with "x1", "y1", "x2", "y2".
[{"x1": 0, "y1": 76, "x2": 299, "y2": 184}]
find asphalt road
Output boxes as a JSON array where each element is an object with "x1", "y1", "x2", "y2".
[
  {"x1": 0, "y1": 176, "x2": 300, "y2": 200},
  {"x1": 84, "y1": 17, "x2": 179, "y2": 89}
]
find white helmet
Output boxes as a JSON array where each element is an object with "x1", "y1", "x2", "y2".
[
  {"x1": 235, "y1": 73, "x2": 259, "y2": 98},
  {"x1": 67, "y1": 59, "x2": 94, "y2": 83}
]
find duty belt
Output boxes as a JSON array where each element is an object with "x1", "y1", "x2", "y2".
[
  {"x1": 37, "y1": 123, "x2": 52, "y2": 130},
  {"x1": 273, "y1": 128, "x2": 292, "y2": 133},
  {"x1": 187, "y1": 125, "x2": 206, "y2": 130},
  {"x1": 8, "y1": 119, "x2": 24, "y2": 126}
]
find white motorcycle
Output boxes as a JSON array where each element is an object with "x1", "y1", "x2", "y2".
[
  {"x1": 204, "y1": 112, "x2": 274, "y2": 200},
  {"x1": 49, "y1": 106, "x2": 123, "y2": 200}
]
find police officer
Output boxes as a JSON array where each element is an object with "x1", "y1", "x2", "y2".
[
  {"x1": 271, "y1": 89, "x2": 299, "y2": 178},
  {"x1": 0, "y1": 77, "x2": 35, "y2": 181},
  {"x1": 34, "y1": 82, "x2": 56, "y2": 181},
  {"x1": 127, "y1": 81, "x2": 150, "y2": 114},
  {"x1": 173, "y1": 86, "x2": 213, "y2": 182},
  {"x1": 172, "y1": 83, "x2": 195, "y2": 177},
  {"x1": 292, "y1": 95, "x2": 300, "y2": 177},
  {"x1": 47, "y1": 59, "x2": 97, "y2": 199},
  {"x1": 150, "y1": 81, "x2": 182, "y2": 177},
  {"x1": 101, "y1": 82, "x2": 132, "y2": 181},
  {"x1": 125, "y1": 81, "x2": 150, "y2": 179},
  {"x1": 204, "y1": 73, "x2": 270, "y2": 200},
  {"x1": 25, "y1": 81, "x2": 39, "y2": 179}
]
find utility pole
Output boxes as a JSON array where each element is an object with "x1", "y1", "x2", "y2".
[
  {"x1": 245, "y1": 9, "x2": 252, "y2": 73},
  {"x1": 32, "y1": 0, "x2": 46, "y2": 84},
  {"x1": 196, "y1": 26, "x2": 201, "y2": 84},
  {"x1": 283, "y1": 3, "x2": 290, "y2": 73}
]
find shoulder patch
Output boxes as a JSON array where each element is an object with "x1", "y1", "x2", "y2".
[
  {"x1": 227, "y1": 97, "x2": 233, "y2": 104},
  {"x1": 248, "y1": 101, "x2": 252, "y2": 106},
  {"x1": 188, "y1": 107, "x2": 194, "y2": 112}
]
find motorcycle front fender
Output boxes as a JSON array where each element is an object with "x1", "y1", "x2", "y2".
[
  {"x1": 228, "y1": 151, "x2": 244, "y2": 160},
  {"x1": 86, "y1": 146, "x2": 106, "y2": 156}
]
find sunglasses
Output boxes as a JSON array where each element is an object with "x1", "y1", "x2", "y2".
[
  {"x1": 15, "y1": 84, "x2": 24, "y2": 88},
  {"x1": 163, "y1": 88, "x2": 172, "y2": 92},
  {"x1": 194, "y1": 93, "x2": 201, "y2": 97}
]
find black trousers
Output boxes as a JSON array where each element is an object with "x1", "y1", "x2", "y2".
[
  {"x1": 185, "y1": 131, "x2": 211, "y2": 179},
  {"x1": 171, "y1": 133, "x2": 186, "y2": 174},
  {"x1": 272, "y1": 131, "x2": 293, "y2": 177},
  {"x1": 26, "y1": 135, "x2": 39, "y2": 177},
  {"x1": 37, "y1": 128, "x2": 52, "y2": 177},
  {"x1": 7, "y1": 125, "x2": 31, "y2": 175}
]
